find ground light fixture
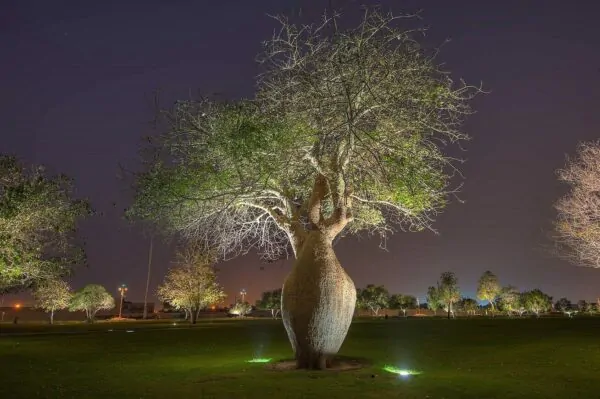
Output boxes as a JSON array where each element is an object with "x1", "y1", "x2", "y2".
[
  {"x1": 383, "y1": 365, "x2": 422, "y2": 377},
  {"x1": 246, "y1": 358, "x2": 272, "y2": 363}
]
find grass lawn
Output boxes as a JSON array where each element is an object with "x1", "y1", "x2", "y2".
[{"x1": 1, "y1": 317, "x2": 600, "y2": 398}]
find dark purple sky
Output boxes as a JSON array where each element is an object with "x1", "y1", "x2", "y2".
[{"x1": 3, "y1": 0, "x2": 600, "y2": 305}]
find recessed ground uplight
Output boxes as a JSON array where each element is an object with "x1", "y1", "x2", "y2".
[
  {"x1": 383, "y1": 366, "x2": 421, "y2": 377},
  {"x1": 246, "y1": 358, "x2": 272, "y2": 363}
]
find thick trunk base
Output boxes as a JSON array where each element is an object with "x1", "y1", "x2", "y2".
[{"x1": 281, "y1": 231, "x2": 356, "y2": 370}]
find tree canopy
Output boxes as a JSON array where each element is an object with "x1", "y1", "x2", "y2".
[
  {"x1": 356, "y1": 284, "x2": 389, "y2": 316},
  {"x1": 69, "y1": 284, "x2": 114, "y2": 322},
  {"x1": 33, "y1": 279, "x2": 72, "y2": 324},
  {"x1": 436, "y1": 271, "x2": 461, "y2": 317},
  {"x1": 157, "y1": 245, "x2": 226, "y2": 324},
  {"x1": 521, "y1": 289, "x2": 552, "y2": 317},
  {"x1": 457, "y1": 297, "x2": 479, "y2": 315},
  {"x1": 127, "y1": 10, "x2": 479, "y2": 262},
  {"x1": 555, "y1": 141, "x2": 600, "y2": 267},
  {"x1": 229, "y1": 301, "x2": 252, "y2": 317},
  {"x1": 256, "y1": 288, "x2": 282, "y2": 318},
  {"x1": 476, "y1": 271, "x2": 501, "y2": 309},
  {"x1": 0, "y1": 156, "x2": 90, "y2": 291},
  {"x1": 426, "y1": 285, "x2": 441, "y2": 312},
  {"x1": 496, "y1": 285, "x2": 522, "y2": 315},
  {"x1": 388, "y1": 293, "x2": 416, "y2": 315}
]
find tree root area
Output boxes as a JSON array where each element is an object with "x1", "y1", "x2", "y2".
[{"x1": 266, "y1": 356, "x2": 368, "y2": 372}]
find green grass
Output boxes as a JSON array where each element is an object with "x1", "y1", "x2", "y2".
[{"x1": 1, "y1": 317, "x2": 600, "y2": 398}]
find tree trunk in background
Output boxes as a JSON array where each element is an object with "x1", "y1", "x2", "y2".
[
  {"x1": 282, "y1": 231, "x2": 356, "y2": 370},
  {"x1": 190, "y1": 308, "x2": 197, "y2": 324},
  {"x1": 50, "y1": 309, "x2": 54, "y2": 325}
]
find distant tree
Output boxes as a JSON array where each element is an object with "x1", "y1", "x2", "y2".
[
  {"x1": 157, "y1": 245, "x2": 226, "y2": 324},
  {"x1": 389, "y1": 294, "x2": 417, "y2": 317},
  {"x1": 437, "y1": 272, "x2": 461, "y2": 319},
  {"x1": 69, "y1": 284, "x2": 114, "y2": 323},
  {"x1": 33, "y1": 279, "x2": 72, "y2": 324},
  {"x1": 356, "y1": 284, "x2": 389, "y2": 316},
  {"x1": 426, "y1": 286, "x2": 442, "y2": 315},
  {"x1": 497, "y1": 286, "x2": 522, "y2": 316},
  {"x1": 555, "y1": 297, "x2": 576, "y2": 317},
  {"x1": 521, "y1": 289, "x2": 552, "y2": 317},
  {"x1": 554, "y1": 141, "x2": 600, "y2": 268},
  {"x1": 576, "y1": 299, "x2": 597, "y2": 315},
  {"x1": 457, "y1": 297, "x2": 479, "y2": 316},
  {"x1": 0, "y1": 156, "x2": 91, "y2": 292},
  {"x1": 476, "y1": 271, "x2": 501, "y2": 312},
  {"x1": 229, "y1": 301, "x2": 252, "y2": 317},
  {"x1": 256, "y1": 288, "x2": 282, "y2": 318}
]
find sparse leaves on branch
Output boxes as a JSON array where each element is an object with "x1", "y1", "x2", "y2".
[
  {"x1": 555, "y1": 141, "x2": 600, "y2": 267},
  {"x1": 128, "y1": 10, "x2": 480, "y2": 262}
]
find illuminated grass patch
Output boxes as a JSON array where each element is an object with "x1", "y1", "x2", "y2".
[
  {"x1": 246, "y1": 358, "x2": 272, "y2": 363},
  {"x1": 383, "y1": 366, "x2": 421, "y2": 376}
]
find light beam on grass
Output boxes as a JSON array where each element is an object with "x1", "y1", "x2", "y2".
[
  {"x1": 246, "y1": 358, "x2": 272, "y2": 363},
  {"x1": 383, "y1": 365, "x2": 421, "y2": 376}
]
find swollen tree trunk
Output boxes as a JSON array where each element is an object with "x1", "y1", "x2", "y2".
[{"x1": 282, "y1": 231, "x2": 356, "y2": 370}]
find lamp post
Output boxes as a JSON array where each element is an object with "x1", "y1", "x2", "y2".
[
  {"x1": 240, "y1": 289, "x2": 247, "y2": 303},
  {"x1": 143, "y1": 235, "x2": 153, "y2": 319},
  {"x1": 118, "y1": 284, "x2": 128, "y2": 318}
]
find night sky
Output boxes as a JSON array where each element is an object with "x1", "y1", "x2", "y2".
[{"x1": 3, "y1": 0, "x2": 600, "y2": 306}]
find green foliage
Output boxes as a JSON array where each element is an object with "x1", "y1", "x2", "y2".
[
  {"x1": 457, "y1": 297, "x2": 479, "y2": 315},
  {"x1": 128, "y1": 10, "x2": 478, "y2": 262},
  {"x1": 555, "y1": 297, "x2": 575, "y2": 316},
  {"x1": 436, "y1": 272, "x2": 461, "y2": 315},
  {"x1": 33, "y1": 279, "x2": 72, "y2": 313},
  {"x1": 576, "y1": 300, "x2": 597, "y2": 315},
  {"x1": 496, "y1": 286, "x2": 523, "y2": 315},
  {"x1": 0, "y1": 156, "x2": 90, "y2": 291},
  {"x1": 229, "y1": 301, "x2": 252, "y2": 317},
  {"x1": 157, "y1": 247, "x2": 226, "y2": 322},
  {"x1": 521, "y1": 289, "x2": 552, "y2": 316},
  {"x1": 356, "y1": 284, "x2": 389, "y2": 316},
  {"x1": 426, "y1": 286, "x2": 441, "y2": 311},
  {"x1": 256, "y1": 288, "x2": 282, "y2": 318},
  {"x1": 476, "y1": 271, "x2": 501, "y2": 309},
  {"x1": 69, "y1": 284, "x2": 114, "y2": 322},
  {"x1": 388, "y1": 294, "x2": 416, "y2": 315}
]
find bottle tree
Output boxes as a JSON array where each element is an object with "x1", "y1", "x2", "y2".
[{"x1": 128, "y1": 10, "x2": 478, "y2": 369}]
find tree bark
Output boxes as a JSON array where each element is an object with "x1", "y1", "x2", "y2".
[
  {"x1": 50, "y1": 309, "x2": 54, "y2": 325},
  {"x1": 281, "y1": 230, "x2": 356, "y2": 370},
  {"x1": 190, "y1": 308, "x2": 197, "y2": 324}
]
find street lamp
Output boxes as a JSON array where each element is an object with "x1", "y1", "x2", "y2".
[
  {"x1": 118, "y1": 284, "x2": 128, "y2": 318},
  {"x1": 240, "y1": 289, "x2": 247, "y2": 303}
]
